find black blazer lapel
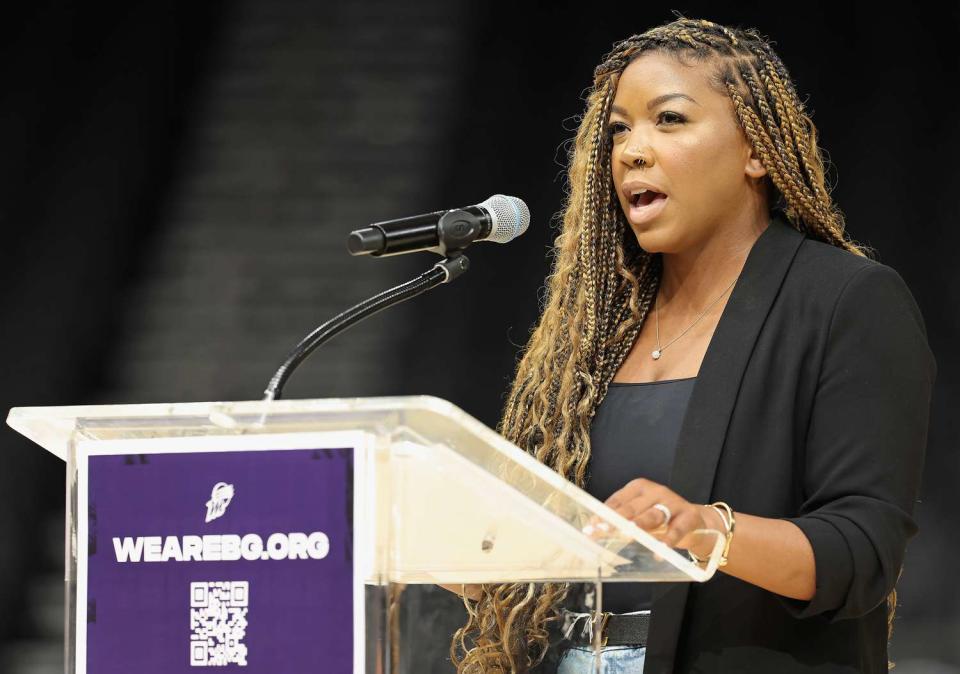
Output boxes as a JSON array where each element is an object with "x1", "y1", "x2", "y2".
[{"x1": 643, "y1": 212, "x2": 806, "y2": 673}]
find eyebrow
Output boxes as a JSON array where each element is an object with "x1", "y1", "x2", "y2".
[{"x1": 611, "y1": 93, "x2": 700, "y2": 116}]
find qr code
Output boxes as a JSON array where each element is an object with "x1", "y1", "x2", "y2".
[{"x1": 190, "y1": 581, "x2": 249, "y2": 667}]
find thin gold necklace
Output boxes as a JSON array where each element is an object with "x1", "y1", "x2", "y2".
[{"x1": 652, "y1": 276, "x2": 739, "y2": 360}]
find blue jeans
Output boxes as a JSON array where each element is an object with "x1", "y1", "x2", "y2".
[{"x1": 556, "y1": 644, "x2": 647, "y2": 673}]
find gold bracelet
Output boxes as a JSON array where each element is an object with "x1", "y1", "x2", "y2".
[
  {"x1": 688, "y1": 502, "x2": 736, "y2": 567},
  {"x1": 688, "y1": 504, "x2": 725, "y2": 566},
  {"x1": 709, "y1": 501, "x2": 736, "y2": 567}
]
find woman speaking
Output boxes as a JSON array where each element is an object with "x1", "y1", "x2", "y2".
[{"x1": 446, "y1": 14, "x2": 936, "y2": 674}]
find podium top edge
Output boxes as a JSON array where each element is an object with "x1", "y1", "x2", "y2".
[
  {"x1": 7, "y1": 394, "x2": 458, "y2": 417},
  {"x1": 6, "y1": 395, "x2": 474, "y2": 462}
]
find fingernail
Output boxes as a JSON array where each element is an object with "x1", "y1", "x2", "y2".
[
  {"x1": 582, "y1": 524, "x2": 595, "y2": 535},
  {"x1": 597, "y1": 522, "x2": 610, "y2": 532}
]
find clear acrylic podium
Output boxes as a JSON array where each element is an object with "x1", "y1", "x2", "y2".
[{"x1": 7, "y1": 395, "x2": 724, "y2": 673}]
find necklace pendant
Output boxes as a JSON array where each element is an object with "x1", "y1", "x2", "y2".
[{"x1": 652, "y1": 349, "x2": 661, "y2": 360}]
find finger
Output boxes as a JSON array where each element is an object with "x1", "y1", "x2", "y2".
[
  {"x1": 581, "y1": 514, "x2": 613, "y2": 540},
  {"x1": 661, "y1": 509, "x2": 699, "y2": 547},
  {"x1": 631, "y1": 504, "x2": 672, "y2": 531},
  {"x1": 605, "y1": 478, "x2": 659, "y2": 510},
  {"x1": 622, "y1": 491, "x2": 676, "y2": 526},
  {"x1": 616, "y1": 496, "x2": 660, "y2": 523}
]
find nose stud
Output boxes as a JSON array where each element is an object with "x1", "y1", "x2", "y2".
[{"x1": 628, "y1": 147, "x2": 648, "y2": 167}]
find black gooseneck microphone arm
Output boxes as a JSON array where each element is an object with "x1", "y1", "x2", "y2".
[{"x1": 262, "y1": 254, "x2": 469, "y2": 401}]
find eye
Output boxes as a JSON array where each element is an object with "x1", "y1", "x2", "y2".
[
  {"x1": 658, "y1": 111, "x2": 686, "y2": 125},
  {"x1": 606, "y1": 120, "x2": 629, "y2": 138}
]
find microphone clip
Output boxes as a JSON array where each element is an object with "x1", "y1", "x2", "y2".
[{"x1": 434, "y1": 209, "x2": 485, "y2": 257}]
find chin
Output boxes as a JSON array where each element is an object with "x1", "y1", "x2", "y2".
[{"x1": 629, "y1": 227, "x2": 678, "y2": 255}]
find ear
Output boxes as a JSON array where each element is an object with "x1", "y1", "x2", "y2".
[{"x1": 744, "y1": 144, "x2": 767, "y2": 179}]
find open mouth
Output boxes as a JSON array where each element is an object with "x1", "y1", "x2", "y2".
[{"x1": 630, "y1": 190, "x2": 667, "y2": 207}]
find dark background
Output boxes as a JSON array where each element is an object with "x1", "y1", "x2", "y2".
[{"x1": 1, "y1": 1, "x2": 956, "y2": 672}]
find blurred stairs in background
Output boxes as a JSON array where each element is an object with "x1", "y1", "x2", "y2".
[{"x1": 103, "y1": 0, "x2": 469, "y2": 405}]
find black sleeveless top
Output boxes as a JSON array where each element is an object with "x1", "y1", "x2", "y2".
[{"x1": 585, "y1": 376, "x2": 697, "y2": 613}]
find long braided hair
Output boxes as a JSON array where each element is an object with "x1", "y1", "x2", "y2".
[{"x1": 449, "y1": 15, "x2": 890, "y2": 672}]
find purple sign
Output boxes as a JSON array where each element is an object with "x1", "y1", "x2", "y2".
[{"x1": 83, "y1": 446, "x2": 357, "y2": 672}]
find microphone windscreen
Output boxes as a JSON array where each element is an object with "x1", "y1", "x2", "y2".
[{"x1": 481, "y1": 194, "x2": 530, "y2": 243}]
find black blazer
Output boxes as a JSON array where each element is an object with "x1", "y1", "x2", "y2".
[{"x1": 634, "y1": 212, "x2": 938, "y2": 673}]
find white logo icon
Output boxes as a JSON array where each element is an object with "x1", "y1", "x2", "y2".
[{"x1": 205, "y1": 482, "x2": 235, "y2": 523}]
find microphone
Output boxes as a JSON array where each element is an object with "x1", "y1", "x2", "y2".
[{"x1": 347, "y1": 194, "x2": 530, "y2": 257}]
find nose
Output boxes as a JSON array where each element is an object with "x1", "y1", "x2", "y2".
[{"x1": 621, "y1": 140, "x2": 652, "y2": 168}]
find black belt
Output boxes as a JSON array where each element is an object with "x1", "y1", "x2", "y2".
[{"x1": 564, "y1": 611, "x2": 650, "y2": 647}]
